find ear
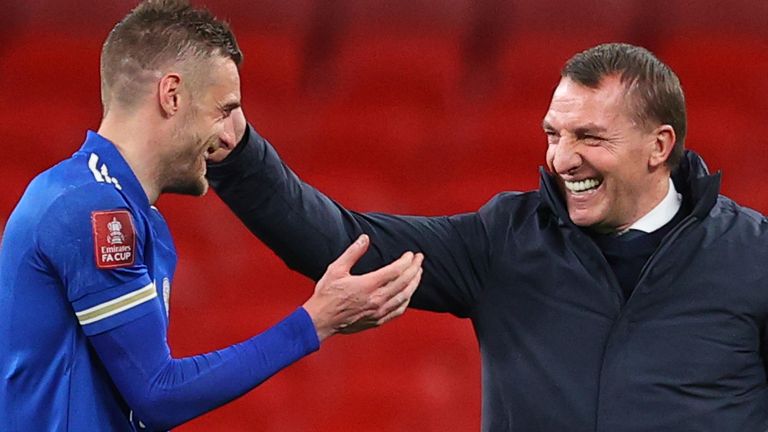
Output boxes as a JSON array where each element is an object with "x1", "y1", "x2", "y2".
[
  {"x1": 648, "y1": 124, "x2": 676, "y2": 169},
  {"x1": 158, "y1": 73, "x2": 182, "y2": 117}
]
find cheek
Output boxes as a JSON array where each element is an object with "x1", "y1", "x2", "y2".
[{"x1": 545, "y1": 145, "x2": 556, "y2": 170}]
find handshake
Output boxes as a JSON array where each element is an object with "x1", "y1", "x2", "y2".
[
  {"x1": 209, "y1": 110, "x2": 423, "y2": 342},
  {"x1": 303, "y1": 234, "x2": 424, "y2": 342}
]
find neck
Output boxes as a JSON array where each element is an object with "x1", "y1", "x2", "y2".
[
  {"x1": 584, "y1": 172, "x2": 672, "y2": 236},
  {"x1": 618, "y1": 173, "x2": 671, "y2": 232},
  {"x1": 97, "y1": 108, "x2": 165, "y2": 204}
]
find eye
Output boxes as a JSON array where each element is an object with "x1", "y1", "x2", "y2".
[
  {"x1": 581, "y1": 135, "x2": 604, "y2": 145},
  {"x1": 544, "y1": 130, "x2": 559, "y2": 144}
]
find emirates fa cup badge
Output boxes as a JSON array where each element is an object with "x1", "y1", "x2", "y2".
[
  {"x1": 107, "y1": 217, "x2": 126, "y2": 245},
  {"x1": 92, "y1": 210, "x2": 136, "y2": 269}
]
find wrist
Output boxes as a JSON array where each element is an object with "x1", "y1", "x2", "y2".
[
  {"x1": 300, "y1": 304, "x2": 334, "y2": 343},
  {"x1": 291, "y1": 307, "x2": 322, "y2": 351}
]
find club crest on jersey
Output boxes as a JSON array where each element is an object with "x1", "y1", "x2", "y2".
[
  {"x1": 92, "y1": 210, "x2": 135, "y2": 268},
  {"x1": 162, "y1": 277, "x2": 171, "y2": 315}
]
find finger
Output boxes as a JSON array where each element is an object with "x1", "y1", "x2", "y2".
[
  {"x1": 376, "y1": 268, "x2": 424, "y2": 318},
  {"x1": 337, "y1": 316, "x2": 377, "y2": 334},
  {"x1": 368, "y1": 254, "x2": 423, "y2": 315},
  {"x1": 326, "y1": 235, "x2": 370, "y2": 276},
  {"x1": 337, "y1": 311, "x2": 377, "y2": 334},
  {"x1": 368, "y1": 252, "x2": 423, "y2": 301},
  {"x1": 401, "y1": 265, "x2": 423, "y2": 299},
  {"x1": 357, "y1": 250, "x2": 416, "y2": 287},
  {"x1": 376, "y1": 268, "x2": 423, "y2": 325},
  {"x1": 339, "y1": 264, "x2": 422, "y2": 333}
]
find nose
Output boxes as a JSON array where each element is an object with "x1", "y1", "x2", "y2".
[
  {"x1": 550, "y1": 137, "x2": 582, "y2": 175},
  {"x1": 218, "y1": 115, "x2": 237, "y2": 151}
]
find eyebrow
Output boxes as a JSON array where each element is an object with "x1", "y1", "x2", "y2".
[
  {"x1": 541, "y1": 120, "x2": 608, "y2": 135},
  {"x1": 573, "y1": 123, "x2": 608, "y2": 136},
  {"x1": 219, "y1": 100, "x2": 241, "y2": 112}
]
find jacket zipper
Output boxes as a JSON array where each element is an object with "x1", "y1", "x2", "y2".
[{"x1": 623, "y1": 216, "x2": 697, "y2": 307}]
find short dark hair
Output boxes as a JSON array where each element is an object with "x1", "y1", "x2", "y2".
[
  {"x1": 100, "y1": 0, "x2": 242, "y2": 109},
  {"x1": 561, "y1": 43, "x2": 686, "y2": 169}
]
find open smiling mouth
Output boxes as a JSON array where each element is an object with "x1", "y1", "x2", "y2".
[
  {"x1": 564, "y1": 178, "x2": 602, "y2": 194},
  {"x1": 203, "y1": 140, "x2": 221, "y2": 160}
]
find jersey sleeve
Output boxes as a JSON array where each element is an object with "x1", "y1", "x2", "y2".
[
  {"x1": 208, "y1": 126, "x2": 495, "y2": 317},
  {"x1": 36, "y1": 182, "x2": 155, "y2": 335},
  {"x1": 89, "y1": 303, "x2": 318, "y2": 430},
  {"x1": 34, "y1": 178, "x2": 320, "y2": 431}
]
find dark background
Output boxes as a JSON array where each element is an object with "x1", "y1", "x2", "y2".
[{"x1": 1, "y1": 1, "x2": 767, "y2": 430}]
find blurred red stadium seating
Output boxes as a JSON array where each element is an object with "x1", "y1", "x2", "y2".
[{"x1": 2, "y1": 1, "x2": 767, "y2": 430}]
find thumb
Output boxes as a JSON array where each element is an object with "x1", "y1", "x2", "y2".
[{"x1": 327, "y1": 234, "x2": 370, "y2": 275}]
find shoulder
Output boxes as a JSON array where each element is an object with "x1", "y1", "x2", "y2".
[
  {"x1": 27, "y1": 153, "x2": 131, "y2": 216},
  {"x1": 711, "y1": 195, "x2": 765, "y2": 224},
  {"x1": 706, "y1": 195, "x2": 768, "y2": 241},
  {"x1": 481, "y1": 190, "x2": 541, "y2": 212},
  {"x1": 478, "y1": 190, "x2": 543, "y2": 226},
  {"x1": 24, "y1": 156, "x2": 145, "y2": 250}
]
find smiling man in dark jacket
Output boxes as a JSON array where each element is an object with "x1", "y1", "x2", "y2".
[{"x1": 208, "y1": 43, "x2": 768, "y2": 431}]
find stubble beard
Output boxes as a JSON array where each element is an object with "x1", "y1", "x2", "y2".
[
  {"x1": 161, "y1": 127, "x2": 211, "y2": 197},
  {"x1": 162, "y1": 173, "x2": 208, "y2": 197}
]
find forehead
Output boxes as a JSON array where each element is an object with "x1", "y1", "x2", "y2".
[
  {"x1": 544, "y1": 76, "x2": 631, "y2": 129},
  {"x1": 199, "y1": 56, "x2": 241, "y2": 104}
]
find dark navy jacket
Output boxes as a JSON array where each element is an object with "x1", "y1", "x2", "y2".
[{"x1": 208, "y1": 126, "x2": 768, "y2": 431}]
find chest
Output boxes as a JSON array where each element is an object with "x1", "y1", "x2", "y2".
[{"x1": 474, "y1": 223, "x2": 768, "y2": 385}]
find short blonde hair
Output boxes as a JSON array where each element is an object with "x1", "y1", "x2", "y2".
[{"x1": 100, "y1": 0, "x2": 242, "y2": 110}]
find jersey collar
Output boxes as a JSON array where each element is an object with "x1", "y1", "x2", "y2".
[{"x1": 77, "y1": 131, "x2": 150, "y2": 210}]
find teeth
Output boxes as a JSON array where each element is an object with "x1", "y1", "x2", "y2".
[{"x1": 564, "y1": 178, "x2": 601, "y2": 193}]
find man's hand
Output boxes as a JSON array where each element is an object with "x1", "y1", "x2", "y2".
[
  {"x1": 303, "y1": 235, "x2": 424, "y2": 342},
  {"x1": 208, "y1": 107, "x2": 247, "y2": 163}
]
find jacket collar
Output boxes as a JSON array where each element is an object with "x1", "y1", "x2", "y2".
[{"x1": 538, "y1": 149, "x2": 722, "y2": 227}]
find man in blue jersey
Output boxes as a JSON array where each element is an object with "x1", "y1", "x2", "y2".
[
  {"x1": 0, "y1": 1, "x2": 423, "y2": 430},
  {"x1": 207, "y1": 43, "x2": 768, "y2": 431}
]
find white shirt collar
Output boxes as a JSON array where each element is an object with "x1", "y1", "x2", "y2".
[{"x1": 627, "y1": 178, "x2": 681, "y2": 233}]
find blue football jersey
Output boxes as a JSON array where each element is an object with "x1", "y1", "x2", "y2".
[{"x1": 0, "y1": 131, "x2": 177, "y2": 431}]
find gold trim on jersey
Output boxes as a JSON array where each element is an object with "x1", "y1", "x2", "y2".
[{"x1": 76, "y1": 283, "x2": 157, "y2": 325}]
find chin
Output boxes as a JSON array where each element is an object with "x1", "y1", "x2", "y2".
[
  {"x1": 568, "y1": 209, "x2": 604, "y2": 230},
  {"x1": 570, "y1": 213, "x2": 616, "y2": 234},
  {"x1": 163, "y1": 177, "x2": 208, "y2": 197},
  {"x1": 568, "y1": 208, "x2": 592, "y2": 226}
]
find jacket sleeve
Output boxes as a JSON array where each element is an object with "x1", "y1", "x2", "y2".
[{"x1": 207, "y1": 125, "x2": 494, "y2": 317}]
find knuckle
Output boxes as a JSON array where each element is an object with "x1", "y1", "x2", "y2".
[
  {"x1": 391, "y1": 294, "x2": 403, "y2": 306},
  {"x1": 369, "y1": 296, "x2": 385, "y2": 309},
  {"x1": 346, "y1": 292, "x2": 363, "y2": 306}
]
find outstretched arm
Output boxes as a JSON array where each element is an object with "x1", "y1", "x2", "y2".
[
  {"x1": 88, "y1": 236, "x2": 422, "y2": 431},
  {"x1": 207, "y1": 113, "x2": 493, "y2": 317}
]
